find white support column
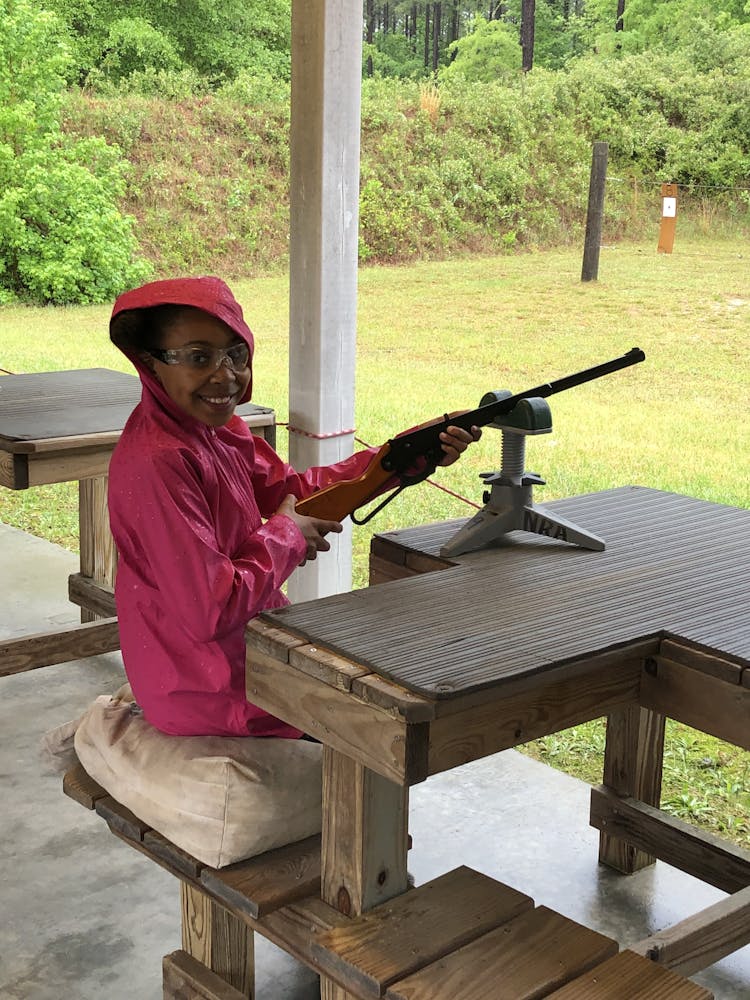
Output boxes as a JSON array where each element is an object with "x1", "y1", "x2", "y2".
[{"x1": 287, "y1": 0, "x2": 362, "y2": 603}]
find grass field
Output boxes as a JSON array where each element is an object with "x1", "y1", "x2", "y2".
[{"x1": 2, "y1": 236, "x2": 748, "y2": 846}]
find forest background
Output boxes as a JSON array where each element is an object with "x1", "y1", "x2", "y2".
[{"x1": 1, "y1": 0, "x2": 749, "y2": 304}]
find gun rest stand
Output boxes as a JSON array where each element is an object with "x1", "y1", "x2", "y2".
[{"x1": 440, "y1": 392, "x2": 605, "y2": 558}]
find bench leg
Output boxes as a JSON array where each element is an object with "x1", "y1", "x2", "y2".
[
  {"x1": 173, "y1": 882, "x2": 255, "y2": 999},
  {"x1": 163, "y1": 950, "x2": 250, "y2": 1000},
  {"x1": 598, "y1": 703, "x2": 666, "y2": 873},
  {"x1": 79, "y1": 475, "x2": 118, "y2": 623},
  {"x1": 320, "y1": 747, "x2": 409, "y2": 999}
]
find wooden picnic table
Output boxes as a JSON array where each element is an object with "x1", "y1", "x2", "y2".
[
  {"x1": 246, "y1": 486, "x2": 750, "y2": 995},
  {"x1": 0, "y1": 368, "x2": 275, "y2": 675}
]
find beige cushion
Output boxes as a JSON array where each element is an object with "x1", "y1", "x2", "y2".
[{"x1": 73, "y1": 689, "x2": 322, "y2": 869}]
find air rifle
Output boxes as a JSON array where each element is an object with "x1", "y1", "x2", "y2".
[{"x1": 295, "y1": 347, "x2": 646, "y2": 524}]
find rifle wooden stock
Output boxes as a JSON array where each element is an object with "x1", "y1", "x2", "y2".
[{"x1": 295, "y1": 443, "x2": 395, "y2": 521}]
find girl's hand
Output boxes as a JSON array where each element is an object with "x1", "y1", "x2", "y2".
[
  {"x1": 277, "y1": 494, "x2": 343, "y2": 566},
  {"x1": 436, "y1": 425, "x2": 482, "y2": 467}
]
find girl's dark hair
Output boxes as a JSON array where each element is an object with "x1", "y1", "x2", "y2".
[{"x1": 110, "y1": 304, "x2": 200, "y2": 354}]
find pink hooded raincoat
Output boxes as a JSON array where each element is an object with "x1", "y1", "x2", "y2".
[{"x1": 108, "y1": 277, "x2": 376, "y2": 738}]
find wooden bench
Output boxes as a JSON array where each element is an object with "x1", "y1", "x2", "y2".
[{"x1": 63, "y1": 760, "x2": 715, "y2": 999}]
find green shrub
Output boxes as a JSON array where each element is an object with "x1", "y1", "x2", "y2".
[
  {"x1": 1, "y1": 142, "x2": 151, "y2": 304},
  {"x1": 53, "y1": 43, "x2": 750, "y2": 280},
  {"x1": 0, "y1": 0, "x2": 151, "y2": 304},
  {"x1": 97, "y1": 17, "x2": 182, "y2": 82}
]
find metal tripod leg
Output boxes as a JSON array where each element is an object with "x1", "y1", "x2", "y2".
[
  {"x1": 440, "y1": 503, "x2": 523, "y2": 558},
  {"x1": 441, "y1": 500, "x2": 605, "y2": 557},
  {"x1": 520, "y1": 503, "x2": 605, "y2": 551}
]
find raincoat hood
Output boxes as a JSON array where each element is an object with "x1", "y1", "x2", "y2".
[{"x1": 111, "y1": 277, "x2": 255, "y2": 410}]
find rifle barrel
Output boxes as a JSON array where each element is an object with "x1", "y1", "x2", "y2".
[
  {"x1": 385, "y1": 347, "x2": 645, "y2": 472},
  {"x1": 486, "y1": 346, "x2": 646, "y2": 417}
]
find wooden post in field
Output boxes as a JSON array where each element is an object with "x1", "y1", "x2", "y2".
[
  {"x1": 581, "y1": 141, "x2": 609, "y2": 282},
  {"x1": 657, "y1": 183, "x2": 678, "y2": 254}
]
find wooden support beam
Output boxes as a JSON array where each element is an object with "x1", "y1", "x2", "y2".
[
  {"x1": 319, "y1": 747, "x2": 410, "y2": 1000},
  {"x1": 79, "y1": 475, "x2": 118, "y2": 622},
  {"x1": 68, "y1": 572, "x2": 117, "y2": 619},
  {"x1": 591, "y1": 785, "x2": 750, "y2": 894},
  {"x1": 640, "y1": 655, "x2": 750, "y2": 751},
  {"x1": 163, "y1": 949, "x2": 249, "y2": 1000},
  {"x1": 598, "y1": 703, "x2": 665, "y2": 874},
  {"x1": 322, "y1": 748, "x2": 410, "y2": 917},
  {"x1": 428, "y1": 658, "x2": 640, "y2": 777},
  {"x1": 631, "y1": 884, "x2": 750, "y2": 977},
  {"x1": 0, "y1": 617, "x2": 119, "y2": 675},
  {"x1": 181, "y1": 883, "x2": 255, "y2": 998}
]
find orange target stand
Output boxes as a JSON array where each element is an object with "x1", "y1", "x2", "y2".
[{"x1": 657, "y1": 182, "x2": 678, "y2": 253}]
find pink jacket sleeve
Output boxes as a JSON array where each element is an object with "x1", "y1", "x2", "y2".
[
  {"x1": 249, "y1": 435, "x2": 380, "y2": 518},
  {"x1": 123, "y1": 447, "x2": 308, "y2": 644},
  {"x1": 119, "y1": 441, "x2": 380, "y2": 644}
]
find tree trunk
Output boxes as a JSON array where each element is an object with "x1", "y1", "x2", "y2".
[
  {"x1": 448, "y1": 0, "x2": 459, "y2": 61},
  {"x1": 432, "y1": 2, "x2": 442, "y2": 74},
  {"x1": 365, "y1": 0, "x2": 375, "y2": 77},
  {"x1": 616, "y1": 0, "x2": 626, "y2": 32},
  {"x1": 424, "y1": 4, "x2": 431, "y2": 70},
  {"x1": 521, "y1": 0, "x2": 535, "y2": 73},
  {"x1": 615, "y1": 0, "x2": 625, "y2": 50},
  {"x1": 450, "y1": 1, "x2": 459, "y2": 45}
]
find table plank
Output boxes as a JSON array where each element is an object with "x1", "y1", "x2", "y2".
[
  {"x1": 384, "y1": 906, "x2": 618, "y2": 1000},
  {"x1": 313, "y1": 867, "x2": 533, "y2": 999},
  {"x1": 545, "y1": 950, "x2": 713, "y2": 999},
  {"x1": 0, "y1": 369, "x2": 140, "y2": 443}
]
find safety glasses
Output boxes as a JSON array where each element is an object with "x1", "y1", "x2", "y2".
[{"x1": 149, "y1": 342, "x2": 250, "y2": 372}]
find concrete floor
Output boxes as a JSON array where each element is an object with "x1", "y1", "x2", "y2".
[{"x1": 1, "y1": 520, "x2": 749, "y2": 1000}]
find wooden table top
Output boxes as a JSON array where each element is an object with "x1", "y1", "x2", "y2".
[
  {"x1": 0, "y1": 368, "x2": 274, "y2": 452},
  {"x1": 265, "y1": 487, "x2": 750, "y2": 699}
]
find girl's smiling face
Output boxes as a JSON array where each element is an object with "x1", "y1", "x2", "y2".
[{"x1": 146, "y1": 309, "x2": 252, "y2": 427}]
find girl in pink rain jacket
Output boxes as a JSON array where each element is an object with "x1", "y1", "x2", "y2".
[{"x1": 107, "y1": 277, "x2": 477, "y2": 739}]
